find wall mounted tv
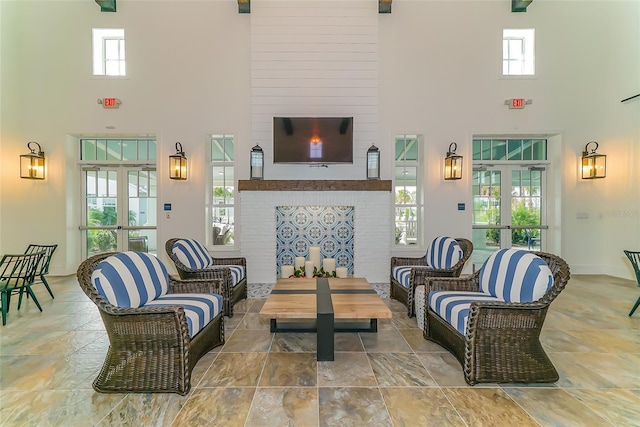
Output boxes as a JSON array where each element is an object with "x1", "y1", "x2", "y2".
[{"x1": 273, "y1": 117, "x2": 353, "y2": 164}]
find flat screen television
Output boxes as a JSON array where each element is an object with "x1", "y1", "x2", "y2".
[{"x1": 273, "y1": 117, "x2": 353, "y2": 164}]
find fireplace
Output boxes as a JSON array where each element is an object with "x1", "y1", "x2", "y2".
[{"x1": 239, "y1": 180, "x2": 392, "y2": 284}]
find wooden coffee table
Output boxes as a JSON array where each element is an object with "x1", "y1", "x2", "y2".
[{"x1": 259, "y1": 277, "x2": 392, "y2": 361}]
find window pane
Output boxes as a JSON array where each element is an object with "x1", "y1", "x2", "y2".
[
  {"x1": 472, "y1": 140, "x2": 482, "y2": 160},
  {"x1": 107, "y1": 139, "x2": 121, "y2": 160},
  {"x1": 492, "y1": 140, "x2": 506, "y2": 160},
  {"x1": 137, "y1": 140, "x2": 148, "y2": 160},
  {"x1": 225, "y1": 138, "x2": 234, "y2": 161},
  {"x1": 147, "y1": 140, "x2": 156, "y2": 160},
  {"x1": 96, "y1": 139, "x2": 107, "y2": 160},
  {"x1": 508, "y1": 140, "x2": 521, "y2": 160},
  {"x1": 82, "y1": 139, "x2": 96, "y2": 160},
  {"x1": 481, "y1": 140, "x2": 491, "y2": 160},
  {"x1": 212, "y1": 138, "x2": 225, "y2": 161},
  {"x1": 532, "y1": 139, "x2": 546, "y2": 160},
  {"x1": 122, "y1": 140, "x2": 137, "y2": 160}
]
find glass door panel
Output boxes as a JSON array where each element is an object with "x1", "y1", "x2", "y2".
[
  {"x1": 472, "y1": 169, "x2": 504, "y2": 268},
  {"x1": 81, "y1": 167, "x2": 157, "y2": 258},
  {"x1": 472, "y1": 166, "x2": 546, "y2": 269},
  {"x1": 126, "y1": 169, "x2": 157, "y2": 254}
]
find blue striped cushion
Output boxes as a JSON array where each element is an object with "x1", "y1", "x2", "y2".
[
  {"x1": 221, "y1": 265, "x2": 245, "y2": 287},
  {"x1": 479, "y1": 248, "x2": 554, "y2": 302},
  {"x1": 145, "y1": 293, "x2": 223, "y2": 338},
  {"x1": 428, "y1": 290, "x2": 501, "y2": 335},
  {"x1": 425, "y1": 237, "x2": 463, "y2": 269},
  {"x1": 391, "y1": 266, "x2": 413, "y2": 289},
  {"x1": 91, "y1": 251, "x2": 169, "y2": 308},
  {"x1": 172, "y1": 239, "x2": 213, "y2": 270}
]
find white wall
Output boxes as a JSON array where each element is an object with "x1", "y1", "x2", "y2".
[{"x1": 1, "y1": 1, "x2": 638, "y2": 280}]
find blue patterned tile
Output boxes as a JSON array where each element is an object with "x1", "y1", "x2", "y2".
[{"x1": 276, "y1": 206, "x2": 354, "y2": 276}]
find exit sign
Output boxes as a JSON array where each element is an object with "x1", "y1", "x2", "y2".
[
  {"x1": 510, "y1": 98, "x2": 525, "y2": 109},
  {"x1": 100, "y1": 97, "x2": 120, "y2": 109}
]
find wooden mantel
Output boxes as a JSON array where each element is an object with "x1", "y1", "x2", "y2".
[{"x1": 238, "y1": 180, "x2": 392, "y2": 192}]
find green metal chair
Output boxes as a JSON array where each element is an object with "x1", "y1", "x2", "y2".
[
  {"x1": 0, "y1": 252, "x2": 45, "y2": 325},
  {"x1": 623, "y1": 250, "x2": 640, "y2": 316},
  {"x1": 24, "y1": 244, "x2": 58, "y2": 299}
]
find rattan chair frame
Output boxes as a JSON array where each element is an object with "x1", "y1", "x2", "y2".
[
  {"x1": 165, "y1": 238, "x2": 247, "y2": 317},
  {"x1": 77, "y1": 252, "x2": 226, "y2": 395},
  {"x1": 423, "y1": 251, "x2": 571, "y2": 385},
  {"x1": 390, "y1": 238, "x2": 473, "y2": 317}
]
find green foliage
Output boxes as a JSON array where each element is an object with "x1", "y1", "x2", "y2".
[{"x1": 485, "y1": 201, "x2": 540, "y2": 245}]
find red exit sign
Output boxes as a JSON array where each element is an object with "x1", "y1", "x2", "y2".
[
  {"x1": 101, "y1": 97, "x2": 120, "y2": 109},
  {"x1": 510, "y1": 98, "x2": 525, "y2": 109}
]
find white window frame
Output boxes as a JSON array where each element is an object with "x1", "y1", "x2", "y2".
[
  {"x1": 394, "y1": 134, "x2": 423, "y2": 247},
  {"x1": 503, "y1": 29, "x2": 535, "y2": 76},
  {"x1": 207, "y1": 134, "x2": 236, "y2": 250},
  {"x1": 92, "y1": 28, "x2": 126, "y2": 76}
]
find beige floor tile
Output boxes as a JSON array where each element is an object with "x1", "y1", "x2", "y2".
[{"x1": 245, "y1": 387, "x2": 319, "y2": 427}]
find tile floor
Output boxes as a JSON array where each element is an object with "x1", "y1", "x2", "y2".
[{"x1": 0, "y1": 274, "x2": 639, "y2": 426}]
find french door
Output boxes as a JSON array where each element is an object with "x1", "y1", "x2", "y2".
[
  {"x1": 471, "y1": 165, "x2": 547, "y2": 267},
  {"x1": 80, "y1": 166, "x2": 157, "y2": 258}
]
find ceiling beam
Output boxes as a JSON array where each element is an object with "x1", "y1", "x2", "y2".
[
  {"x1": 379, "y1": 0, "x2": 392, "y2": 14},
  {"x1": 512, "y1": 0, "x2": 533, "y2": 12},
  {"x1": 95, "y1": 0, "x2": 116, "y2": 12},
  {"x1": 238, "y1": 0, "x2": 250, "y2": 14}
]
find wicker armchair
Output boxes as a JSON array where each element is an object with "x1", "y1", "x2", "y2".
[
  {"x1": 77, "y1": 252, "x2": 225, "y2": 395},
  {"x1": 165, "y1": 238, "x2": 247, "y2": 317},
  {"x1": 390, "y1": 237, "x2": 473, "y2": 317},
  {"x1": 423, "y1": 249, "x2": 570, "y2": 385}
]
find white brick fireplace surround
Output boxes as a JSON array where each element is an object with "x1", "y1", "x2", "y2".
[{"x1": 239, "y1": 180, "x2": 392, "y2": 284}]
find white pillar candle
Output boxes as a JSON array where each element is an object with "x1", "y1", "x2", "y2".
[
  {"x1": 322, "y1": 258, "x2": 336, "y2": 274},
  {"x1": 309, "y1": 246, "x2": 321, "y2": 271},
  {"x1": 294, "y1": 257, "x2": 306, "y2": 270},
  {"x1": 281, "y1": 265, "x2": 294, "y2": 278},
  {"x1": 336, "y1": 267, "x2": 348, "y2": 278},
  {"x1": 305, "y1": 261, "x2": 315, "y2": 278}
]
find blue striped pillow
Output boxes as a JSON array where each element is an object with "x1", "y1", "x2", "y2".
[
  {"x1": 172, "y1": 239, "x2": 213, "y2": 270},
  {"x1": 425, "y1": 237, "x2": 463, "y2": 269},
  {"x1": 91, "y1": 251, "x2": 169, "y2": 308},
  {"x1": 479, "y1": 248, "x2": 554, "y2": 302},
  {"x1": 145, "y1": 293, "x2": 223, "y2": 337}
]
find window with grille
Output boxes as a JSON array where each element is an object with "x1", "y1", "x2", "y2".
[
  {"x1": 93, "y1": 28, "x2": 126, "y2": 76},
  {"x1": 209, "y1": 135, "x2": 236, "y2": 248},
  {"x1": 503, "y1": 29, "x2": 535, "y2": 76},
  {"x1": 394, "y1": 135, "x2": 423, "y2": 246}
]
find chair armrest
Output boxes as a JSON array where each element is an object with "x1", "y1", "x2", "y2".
[
  {"x1": 391, "y1": 255, "x2": 426, "y2": 268},
  {"x1": 425, "y1": 273, "x2": 481, "y2": 293},
  {"x1": 169, "y1": 277, "x2": 225, "y2": 295},
  {"x1": 466, "y1": 300, "x2": 549, "y2": 335},
  {"x1": 211, "y1": 257, "x2": 247, "y2": 267}
]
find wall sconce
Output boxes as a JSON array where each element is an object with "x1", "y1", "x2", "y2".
[
  {"x1": 20, "y1": 141, "x2": 46, "y2": 180},
  {"x1": 444, "y1": 142, "x2": 463, "y2": 180},
  {"x1": 250, "y1": 144, "x2": 264, "y2": 180},
  {"x1": 581, "y1": 141, "x2": 606, "y2": 179},
  {"x1": 169, "y1": 142, "x2": 187, "y2": 180},
  {"x1": 367, "y1": 144, "x2": 380, "y2": 180}
]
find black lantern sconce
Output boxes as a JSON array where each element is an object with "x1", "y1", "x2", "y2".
[
  {"x1": 366, "y1": 144, "x2": 380, "y2": 180},
  {"x1": 250, "y1": 144, "x2": 264, "y2": 180},
  {"x1": 169, "y1": 142, "x2": 187, "y2": 180},
  {"x1": 20, "y1": 141, "x2": 46, "y2": 180},
  {"x1": 444, "y1": 142, "x2": 463, "y2": 180},
  {"x1": 581, "y1": 141, "x2": 606, "y2": 179}
]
